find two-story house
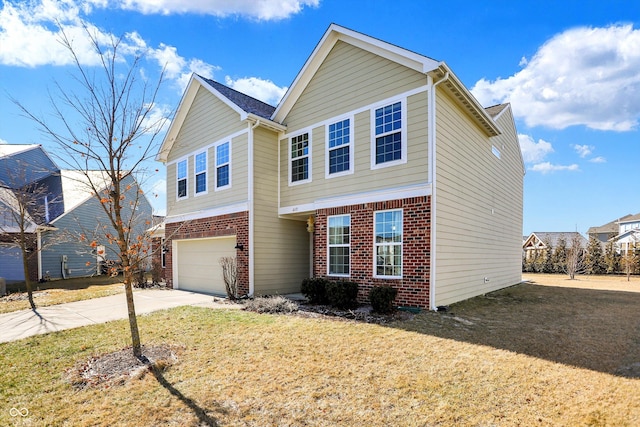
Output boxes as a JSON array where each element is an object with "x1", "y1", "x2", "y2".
[
  {"x1": 156, "y1": 24, "x2": 524, "y2": 310},
  {"x1": 589, "y1": 213, "x2": 640, "y2": 255}
]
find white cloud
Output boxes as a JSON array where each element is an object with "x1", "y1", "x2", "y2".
[
  {"x1": 225, "y1": 76, "x2": 287, "y2": 106},
  {"x1": 140, "y1": 103, "x2": 172, "y2": 134},
  {"x1": 116, "y1": 0, "x2": 319, "y2": 20},
  {"x1": 590, "y1": 156, "x2": 606, "y2": 163},
  {"x1": 530, "y1": 162, "x2": 579, "y2": 174},
  {"x1": 0, "y1": 138, "x2": 8, "y2": 144},
  {"x1": 518, "y1": 134, "x2": 554, "y2": 163},
  {"x1": 472, "y1": 25, "x2": 640, "y2": 131},
  {"x1": 572, "y1": 144, "x2": 594, "y2": 158}
]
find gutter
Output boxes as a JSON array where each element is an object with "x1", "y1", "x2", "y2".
[
  {"x1": 246, "y1": 119, "x2": 262, "y2": 297},
  {"x1": 428, "y1": 71, "x2": 449, "y2": 311}
]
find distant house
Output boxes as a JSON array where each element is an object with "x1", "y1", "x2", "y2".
[
  {"x1": 0, "y1": 144, "x2": 153, "y2": 282},
  {"x1": 588, "y1": 213, "x2": 640, "y2": 255},
  {"x1": 155, "y1": 24, "x2": 524, "y2": 309},
  {"x1": 522, "y1": 232, "x2": 587, "y2": 260}
]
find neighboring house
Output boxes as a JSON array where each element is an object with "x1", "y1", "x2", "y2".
[
  {"x1": 0, "y1": 144, "x2": 153, "y2": 282},
  {"x1": 155, "y1": 24, "x2": 524, "y2": 309},
  {"x1": 522, "y1": 232, "x2": 587, "y2": 260},
  {"x1": 589, "y1": 213, "x2": 640, "y2": 255}
]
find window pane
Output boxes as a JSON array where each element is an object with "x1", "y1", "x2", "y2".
[
  {"x1": 178, "y1": 179, "x2": 187, "y2": 198},
  {"x1": 217, "y1": 164, "x2": 229, "y2": 187},
  {"x1": 329, "y1": 247, "x2": 350, "y2": 275},
  {"x1": 292, "y1": 157, "x2": 308, "y2": 182},
  {"x1": 329, "y1": 119, "x2": 349, "y2": 148},
  {"x1": 374, "y1": 210, "x2": 402, "y2": 277},
  {"x1": 216, "y1": 143, "x2": 229, "y2": 166},
  {"x1": 375, "y1": 102, "x2": 401, "y2": 136},
  {"x1": 291, "y1": 134, "x2": 309, "y2": 158},
  {"x1": 375, "y1": 133, "x2": 402, "y2": 164},
  {"x1": 329, "y1": 146, "x2": 350, "y2": 174},
  {"x1": 195, "y1": 152, "x2": 206, "y2": 173},
  {"x1": 195, "y1": 172, "x2": 206, "y2": 193},
  {"x1": 177, "y1": 160, "x2": 187, "y2": 179}
]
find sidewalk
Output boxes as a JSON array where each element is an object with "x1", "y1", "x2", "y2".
[{"x1": 0, "y1": 289, "x2": 241, "y2": 343}]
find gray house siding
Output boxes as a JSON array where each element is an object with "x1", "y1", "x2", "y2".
[{"x1": 40, "y1": 175, "x2": 153, "y2": 280}]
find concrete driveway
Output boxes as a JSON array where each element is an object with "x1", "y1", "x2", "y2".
[{"x1": 0, "y1": 289, "x2": 241, "y2": 343}]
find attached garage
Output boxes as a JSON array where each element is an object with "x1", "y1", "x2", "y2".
[
  {"x1": 0, "y1": 243, "x2": 25, "y2": 281},
  {"x1": 173, "y1": 236, "x2": 236, "y2": 295}
]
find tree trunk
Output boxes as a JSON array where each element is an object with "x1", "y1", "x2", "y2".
[
  {"x1": 22, "y1": 256, "x2": 35, "y2": 310},
  {"x1": 123, "y1": 270, "x2": 142, "y2": 358}
]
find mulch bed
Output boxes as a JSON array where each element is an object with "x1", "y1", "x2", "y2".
[{"x1": 66, "y1": 344, "x2": 180, "y2": 389}]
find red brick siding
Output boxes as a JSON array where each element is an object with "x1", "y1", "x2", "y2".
[
  {"x1": 164, "y1": 211, "x2": 249, "y2": 296},
  {"x1": 314, "y1": 196, "x2": 431, "y2": 309}
]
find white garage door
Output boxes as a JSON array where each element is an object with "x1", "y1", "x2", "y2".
[
  {"x1": 0, "y1": 244, "x2": 25, "y2": 281},
  {"x1": 175, "y1": 237, "x2": 236, "y2": 295}
]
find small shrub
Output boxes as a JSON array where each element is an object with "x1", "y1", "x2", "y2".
[
  {"x1": 244, "y1": 296, "x2": 298, "y2": 314},
  {"x1": 369, "y1": 286, "x2": 398, "y2": 314},
  {"x1": 301, "y1": 277, "x2": 329, "y2": 304},
  {"x1": 326, "y1": 280, "x2": 359, "y2": 309}
]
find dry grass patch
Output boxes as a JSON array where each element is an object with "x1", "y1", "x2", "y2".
[
  {"x1": 2, "y1": 290, "x2": 640, "y2": 426},
  {"x1": 0, "y1": 276, "x2": 125, "y2": 314}
]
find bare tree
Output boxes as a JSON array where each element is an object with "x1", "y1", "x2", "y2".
[
  {"x1": 565, "y1": 233, "x2": 585, "y2": 280},
  {"x1": 14, "y1": 27, "x2": 167, "y2": 358},
  {"x1": 620, "y1": 239, "x2": 640, "y2": 282},
  {"x1": 219, "y1": 256, "x2": 239, "y2": 300},
  {"x1": 0, "y1": 164, "x2": 64, "y2": 309}
]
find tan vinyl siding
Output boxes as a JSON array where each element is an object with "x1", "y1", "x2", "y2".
[
  {"x1": 434, "y1": 92, "x2": 523, "y2": 307},
  {"x1": 284, "y1": 41, "x2": 426, "y2": 130},
  {"x1": 252, "y1": 127, "x2": 309, "y2": 294},
  {"x1": 166, "y1": 86, "x2": 246, "y2": 162},
  {"x1": 280, "y1": 91, "x2": 430, "y2": 208},
  {"x1": 165, "y1": 87, "x2": 250, "y2": 218}
]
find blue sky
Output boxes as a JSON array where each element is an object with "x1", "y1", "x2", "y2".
[{"x1": 1, "y1": 0, "x2": 639, "y2": 235}]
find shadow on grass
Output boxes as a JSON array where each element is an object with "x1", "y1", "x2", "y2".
[
  {"x1": 397, "y1": 282, "x2": 640, "y2": 378},
  {"x1": 151, "y1": 367, "x2": 220, "y2": 427}
]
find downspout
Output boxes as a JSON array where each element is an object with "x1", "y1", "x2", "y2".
[
  {"x1": 37, "y1": 229, "x2": 42, "y2": 281},
  {"x1": 428, "y1": 71, "x2": 449, "y2": 311},
  {"x1": 247, "y1": 119, "x2": 261, "y2": 297}
]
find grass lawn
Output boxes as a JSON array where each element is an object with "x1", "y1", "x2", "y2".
[
  {"x1": 2, "y1": 274, "x2": 640, "y2": 426},
  {"x1": 0, "y1": 275, "x2": 125, "y2": 314}
]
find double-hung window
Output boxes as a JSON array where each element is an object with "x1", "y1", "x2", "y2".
[
  {"x1": 195, "y1": 151, "x2": 207, "y2": 195},
  {"x1": 177, "y1": 159, "x2": 187, "y2": 199},
  {"x1": 374, "y1": 209, "x2": 403, "y2": 278},
  {"x1": 291, "y1": 133, "x2": 310, "y2": 183},
  {"x1": 328, "y1": 215, "x2": 350, "y2": 276},
  {"x1": 327, "y1": 118, "x2": 352, "y2": 177},
  {"x1": 216, "y1": 142, "x2": 230, "y2": 189},
  {"x1": 372, "y1": 101, "x2": 405, "y2": 167}
]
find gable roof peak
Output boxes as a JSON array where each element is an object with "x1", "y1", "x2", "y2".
[{"x1": 197, "y1": 75, "x2": 275, "y2": 119}]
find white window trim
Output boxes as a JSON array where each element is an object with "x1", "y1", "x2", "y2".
[
  {"x1": 194, "y1": 150, "x2": 208, "y2": 196},
  {"x1": 176, "y1": 158, "x2": 188, "y2": 201},
  {"x1": 327, "y1": 214, "x2": 351, "y2": 277},
  {"x1": 325, "y1": 115, "x2": 355, "y2": 179},
  {"x1": 373, "y1": 208, "x2": 403, "y2": 279},
  {"x1": 289, "y1": 131, "x2": 312, "y2": 186},
  {"x1": 215, "y1": 141, "x2": 232, "y2": 191},
  {"x1": 370, "y1": 98, "x2": 407, "y2": 170}
]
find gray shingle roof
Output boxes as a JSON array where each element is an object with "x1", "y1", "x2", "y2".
[
  {"x1": 525, "y1": 232, "x2": 587, "y2": 249},
  {"x1": 484, "y1": 103, "x2": 508, "y2": 118},
  {"x1": 587, "y1": 214, "x2": 634, "y2": 234},
  {"x1": 197, "y1": 75, "x2": 275, "y2": 119}
]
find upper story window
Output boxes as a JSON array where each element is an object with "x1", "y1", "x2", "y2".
[
  {"x1": 372, "y1": 101, "x2": 406, "y2": 168},
  {"x1": 291, "y1": 132, "x2": 310, "y2": 184},
  {"x1": 194, "y1": 151, "x2": 207, "y2": 195},
  {"x1": 216, "y1": 142, "x2": 230, "y2": 189},
  {"x1": 374, "y1": 209, "x2": 403, "y2": 278},
  {"x1": 177, "y1": 159, "x2": 187, "y2": 199},
  {"x1": 327, "y1": 118, "x2": 353, "y2": 177},
  {"x1": 328, "y1": 214, "x2": 350, "y2": 276}
]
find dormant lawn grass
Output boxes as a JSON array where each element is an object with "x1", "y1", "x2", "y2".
[
  {"x1": 2, "y1": 274, "x2": 640, "y2": 426},
  {"x1": 1, "y1": 276, "x2": 124, "y2": 314}
]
